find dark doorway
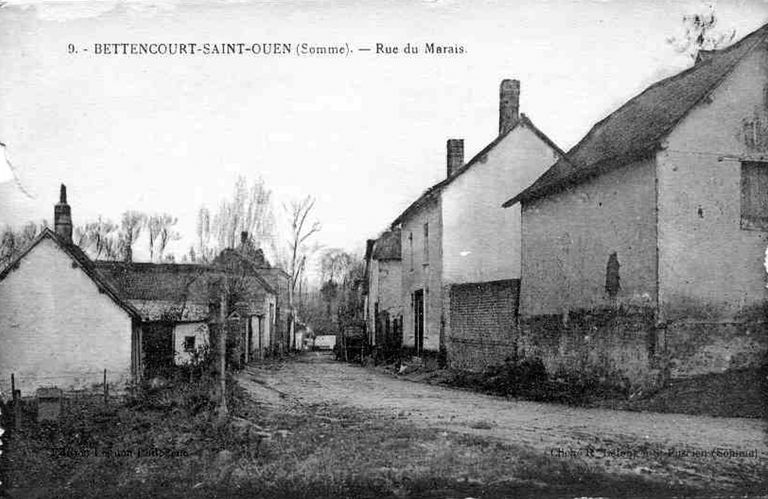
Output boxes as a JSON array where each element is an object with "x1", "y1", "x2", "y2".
[
  {"x1": 414, "y1": 289, "x2": 424, "y2": 355},
  {"x1": 142, "y1": 323, "x2": 174, "y2": 375},
  {"x1": 247, "y1": 319, "x2": 254, "y2": 363}
]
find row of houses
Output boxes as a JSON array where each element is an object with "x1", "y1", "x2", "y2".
[
  {"x1": 0, "y1": 186, "x2": 292, "y2": 395},
  {"x1": 364, "y1": 24, "x2": 768, "y2": 389}
]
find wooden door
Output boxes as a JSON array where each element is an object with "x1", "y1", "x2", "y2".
[{"x1": 414, "y1": 290, "x2": 424, "y2": 355}]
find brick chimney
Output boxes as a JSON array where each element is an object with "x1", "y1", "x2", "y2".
[
  {"x1": 499, "y1": 79, "x2": 520, "y2": 135},
  {"x1": 446, "y1": 139, "x2": 464, "y2": 178},
  {"x1": 54, "y1": 183, "x2": 72, "y2": 244}
]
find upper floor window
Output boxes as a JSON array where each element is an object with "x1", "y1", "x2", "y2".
[
  {"x1": 409, "y1": 232, "x2": 414, "y2": 271},
  {"x1": 423, "y1": 223, "x2": 429, "y2": 263},
  {"x1": 740, "y1": 161, "x2": 768, "y2": 230}
]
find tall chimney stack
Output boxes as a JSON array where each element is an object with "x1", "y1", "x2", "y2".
[
  {"x1": 446, "y1": 139, "x2": 464, "y2": 178},
  {"x1": 499, "y1": 79, "x2": 520, "y2": 136},
  {"x1": 54, "y1": 184, "x2": 73, "y2": 244}
]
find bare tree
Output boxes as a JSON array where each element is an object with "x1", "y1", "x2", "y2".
[
  {"x1": 213, "y1": 176, "x2": 276, "y2": 252},
  {"x1": 667, "y1": 3, "x2": 736, "y2": 60},
  {"x1": 0, "y1": 221, "x2": 47, "y2": 268},
  {"x1": 147, "y1": 213, "x2": 180, "y2": 262},
  {"x1": 195, "y1": 207, "x2": 216, "y2": 263},
  {"x1": 75, "y1": 216, "x2": 119, "y2": 260},
  {"x1": 285, "y1": 196, "x2": 321, "y2": 349},
  {"x1": 320, "y1": 248, "x2": 353, "y2": 284},
  {"x1": 196, "y1": 176, "x2": 276, "y2": 262},
  {"x1": 119, "y1": 211, "x2": 147, "y2": 262}
]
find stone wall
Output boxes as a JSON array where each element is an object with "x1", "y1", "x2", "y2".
[
  {"x1": 665, "y1": 321, "x2": 768, "y2": 378},
  {"x1": 517, "y1": 307, "x2": 662, "y2": 389}
]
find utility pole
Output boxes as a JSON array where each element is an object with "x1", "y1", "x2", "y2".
[{"x1": 218, "y1": 287, "x2": 228, "y2": 418}]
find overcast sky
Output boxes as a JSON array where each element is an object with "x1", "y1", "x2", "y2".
[{"x1": 1, "y1": 0, "x2": 767, "y2": 271}]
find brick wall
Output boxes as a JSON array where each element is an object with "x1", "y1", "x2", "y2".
[{"x1": 445, "y1": 279, "x2": 520, "y2": 370}]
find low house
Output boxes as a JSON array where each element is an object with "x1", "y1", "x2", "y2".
[
  {"x1": 95, "y1": 260, "x2": 276, "y2": 368},
  {"x1": 363, "y1": 228, "x2": 403, "y2": 355},
  {"x1": 0, "y1": 185, "x2": 279, "y2": 395},
  {"x1": 391, "y1": 79, "x2": 563, "y2": 366},
  {"x1": 0, "y1": 186, "x2": 143, "y2": 394},
  {"x1": 213, "y1": 237, "x2": 288, "y2": 353},
  {"x1": 503, "y1": 24, "x2": 768, "y2": 388}
]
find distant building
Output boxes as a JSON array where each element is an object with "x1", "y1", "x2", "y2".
[
  {"x1": 214, "y1": 234, "x2": 291, "y2": 354},
  {"x1": 363, "y1": 228, "x2": 403, "y2": 354},
  {"x1": 391, "y1": 79, "x2": 563, "y2": 366},
  {"x1": 95, "y1": 259, "x2": 276, "y2": 369},
  {"x1": 504, "y1": 24, "x2": 768, "y2": 387}
]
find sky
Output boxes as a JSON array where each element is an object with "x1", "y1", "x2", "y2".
[{"x1": 1, "y1": 0, "x2": 767, "y2": 275}]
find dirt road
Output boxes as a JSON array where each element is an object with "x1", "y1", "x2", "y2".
[{"x1": 240, "y1": 352, "x2": 768, "y2": 492}]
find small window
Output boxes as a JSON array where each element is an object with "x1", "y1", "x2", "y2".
[
  {"x1": 409, "y1": 232, "x2": 414, "y2": 271},
  {"x1": 740, "y1": 161, "x2": 768, "y2": 230},
  {"x1": 423, "y1": 223, "x2": 429, "y2": 263},
  {"x1": 183, "y1": 336, "x2": 196, "y2": 352}
]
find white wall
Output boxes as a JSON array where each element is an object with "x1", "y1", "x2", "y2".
[
  {"x1": 442, "y1": 124, "x2": 560, "y2": 283},
  {"x1": 658, "y1": 47, "x2": 768, "y2": 321},
  {"x1": 173, "y1": 322, "x2": 210, "y2": 365},
  {"x1": 0, "y1": 237, "x2": 134, "y2": 394}
]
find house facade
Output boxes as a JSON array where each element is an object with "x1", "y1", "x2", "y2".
[
  {"x1": 392, "y1": 79, "x2": 563, "y2": 366},
  {"x1": 504, "y1": 24, "x2": 768, "y2": 387},
  {"x1": 363, "y1": 228, "x2": 403, "y2": 355},
  {"x1": 0, "y1": 186, "x2": 142, "y2": 395}
]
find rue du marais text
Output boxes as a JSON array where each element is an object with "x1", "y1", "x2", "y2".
[{"x1": 67, "y1": 42, "x2": 466, "y2": 57}]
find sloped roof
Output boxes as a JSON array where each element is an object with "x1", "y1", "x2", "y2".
[
  {"x1": 372, "y1": 228, "x2": 401, "y2": 260},
  {"x1": 503, "y1": 23, "x2": 768, "y2": 207},
  {"x1": 0, "y1": 229, "x2": 141, "y2": 319},
  {"x1": 128, "y1": 300, "x2": 210, "y2": 322},
  {"x1": 211, "y1": 248, "x2": 277, "y2": 295},
  {"x1": 95, "y1": 261, "x2": 211, "y2": 301},
  {"x1": 393, "y1": 114, "x2": 563, "y2": 226}
]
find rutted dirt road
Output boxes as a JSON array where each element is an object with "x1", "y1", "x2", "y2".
[{"x1": 240, "y1": 352, "x2": 768, "y2": 492}]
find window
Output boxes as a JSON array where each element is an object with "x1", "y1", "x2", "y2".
[
  {"x1": 409, "y1": 232, "x2": 414, "y2": 271},
  {"x1": 740, "y1": 161, "x2": 768, "y2": 230},
  {"x1": 423, "y1": 223, "x2": 429, "y2": 263},
  {"x1": 183, "y1": 336, "x2": 196, "y2": 352}
]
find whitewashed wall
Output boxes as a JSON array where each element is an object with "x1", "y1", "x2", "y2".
[
  {"x1": 442, "y1": 125, "x2": 560, "y2": 284},
  {"x1": 0, "y1": 237, "x2": 134, "y2": 394}
]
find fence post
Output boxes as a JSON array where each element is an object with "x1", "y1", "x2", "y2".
[
  {"x1": 103, "y1": 369, "x2": 108, "y2": 406},
  {"x1": 12, "y1": 373, "x2": 21, "y2": 429}
]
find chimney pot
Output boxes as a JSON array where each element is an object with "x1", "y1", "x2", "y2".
[
  {"x1": 54, "y1": 183, "x2": 73, "y2": 244},
  {"x1": 446, "y1": 139, "x2": 464, "y2": 178},
  {"x1": 499, "y1": 79, "x2": 520, "y2": 136}
]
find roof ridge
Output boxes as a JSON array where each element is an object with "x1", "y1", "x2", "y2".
[
  {"x1": 503, "y1": 22, "x2": 768, "y2": 207},
  {"x1": 392, "y1": 115, "x2": 562, "y2": 226},
  {"x1": 561, "y1": 23, "x2": 768, "y2": 162}
]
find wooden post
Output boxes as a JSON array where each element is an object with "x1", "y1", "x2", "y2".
[
  {"x1": 103, "y1": 369, "x2": 108, "y2": 406},
  {"x1": 12, "y1": 373, "x2": 21, "y2": 429},
  {"x1": 218, "y1": 289, "x2": 228, "y2": 416}
]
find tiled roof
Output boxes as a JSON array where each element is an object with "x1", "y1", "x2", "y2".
[
  {"x1": 95, "y1": 261, "x2": 213, "y2": 322},
  {"x1": 503, "y1": 23, "x2": 768, "y2": 207},
  {"x1": 393, "y1": 114, "x2": 563, "y2": 226},
  {"x1": 372, "y1": 228, "x2": 401, "y2": 261},
  {"x1": 0, "y1": 229, "x2": 141, "y2": 319},
  {"x1": 128, "y1": 300, "x2": 210, "y2": 322}
]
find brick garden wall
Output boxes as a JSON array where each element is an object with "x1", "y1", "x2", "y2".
[{"x1": 445, "y1": 279, "x2": 520, "y2": 370}]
